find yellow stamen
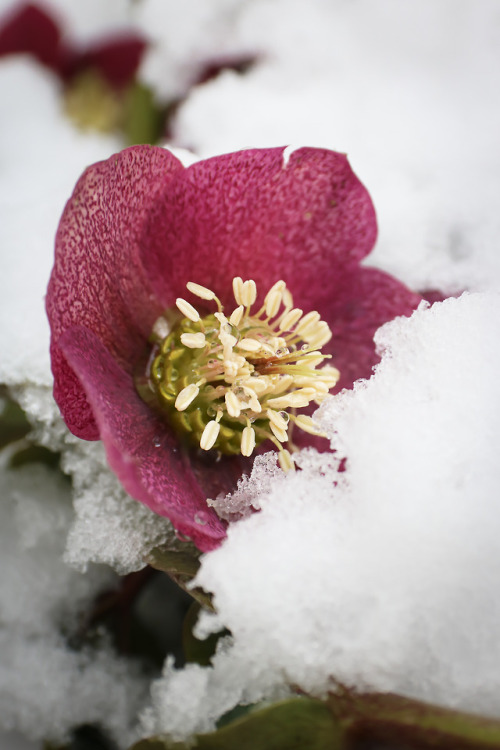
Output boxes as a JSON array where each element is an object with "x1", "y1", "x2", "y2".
[
  {"x1": 241, "y1": 424, "x2": 256, "y2": 457},
  {"x1": 279, "y1": 308, "x2": 303, "y2": 332},
  {"x1": 180, "y1": 332, "x2": 206, "y2": 349},
  {"x1": 200, "y1": 420, "x2": 221, "y2": 450},
  {"x1": 146, "y1": 276, "x2": 338, "y2": 469},
  {"x1": 176, "y1": 297, "x2": 200, "y2": 322},
  {"x1": 295, "y1": 311, "x2": 321, "y2": 337},
  {"x1": 267, "y1": 409, "x2": 289, "y2": 431},
  {"x1": 270, "y1": 422, "x2": 288, "y2": 443},
  {"x1": 225, "y1": 390, "x2": 242, "y2": 417},
  {"x1": 241, "y1": 279, "x2": 257, "y2": 307},
  {"x1": 237, "y1": 338, "x2": 261, "y2": 352},
  {"x1": 229, "y1": 305, "x2": 244, "y2": 326},
  {"x1": 292, "y1": 414, "x2": 327, "y2": 437},
  {"x1": 279, "y1": 449, "x2": 295, "y2": 472},
  {"x1": 175, "y1": 383, "x2": 199, "y2": 411},
  {"x1": 186, "y1": 281, "x2": 216, "y2": 300},
  {"x1": 232, "y1": 277, "x2": 245, "y2": 306}
]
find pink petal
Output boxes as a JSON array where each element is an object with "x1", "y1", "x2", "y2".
[
  {"x1": 64, "y1": 35, "x2": 147, "y2": 89},
  {"x1": 0, "y1": 3, "x2": 66, "y2": 73},
  {"x1": 46, "y1": 145, "x2": 184, "y2": 439},
  {"x1": 59, "y1": 326, "x2": 227, "y2": 551},
  {"x1": 322, "y1": 267, "x2": 422, "y2": 391},
  {"x1": 140, "y1": 147, "x2": 377, "y2": 311}
]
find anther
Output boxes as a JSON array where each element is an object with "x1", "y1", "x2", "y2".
[
  {"x1": 282, "y1": 287, "x2": 293, "y2": 310},
  {"x1": 175, "y1": 383, "x2": 199, "y2": 411},
  {"x1": 278, "y1": 449, "x2": 295, "y2": 472},
  {"x1": 270, "y1": 422, "x2": 288, "y2": 443},
  {"x1": 241, "y1": 424, "x2": 256, "y2": 457},
  {"x1": 152, "y1": 316, "x2": 171, "y2": 340},
  {"x1": 229, "y1": 305, "x2": 244, "y2": 326},
  {"x1": 241, "y1": 279, "x2": 257, "y2": 307},
  {"x1": 293, "y1": 414, "x2": 327, "y2": 437},
  {"x1": 232, "y1": 277, "x2": 244, "y2": 305},
  {"x1": 237, "y1": 338, "x2": 261, "y2": 352},
  {"x1": 176, "y1": 297, "x2": 200, "y2": 322},
  {"x1": 278, "y1": 308, "x2": 303, "y2": 332},
  {"x1": 180, "y1": 332, "x2": 206, "y2": 349},
  {"x1": 225, "y1": 390, "x2": 241, "y2": 417},
  {"x1": 186, "y1": 282, "x2": 216, "y2": 300},
  {"x1": 307, "y1": 321, "x2": 332, "y2": 348},
  {"x1": 200, "y1": 420, "x2": 221, "y2": 450},
  {"x1": 265, "y1": 289, "x2": 282, "y2": 318},
  {"x1": 267, "y1": 409, "x2": 289, "y2": 431},
  {"x1": 295, "y1": 311, "x2": 321, "y2": 337},
  {"x1": 267, "y1": 280, "x2": 286, "y2": 296}
]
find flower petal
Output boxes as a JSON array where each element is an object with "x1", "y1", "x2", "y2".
[
  {"x1": 59, "y1": 326, "x2": 227, "y2": 551},
  {"x1": 46, "y1": 145, "x2": 184, "y2": 439},
  {"x1": 139, "y1": 146, "x2": 377, "y2": 311},
  {"x1": 64, "y1": 36, "x2": 147, "y2": 89},
  {"x1": 322, "y1": 267, "x2": 422, "y2": 391},
  {"x1": 0, "y1": 3, "x2": 66, "y2": 73}
]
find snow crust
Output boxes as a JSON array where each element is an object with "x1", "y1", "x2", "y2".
[{"x1": 143, "y1": 293, "x2": 500, "y2": 738}]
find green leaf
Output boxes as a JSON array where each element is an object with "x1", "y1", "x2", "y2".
[
  {"x1": 144, "y1": 547, "x2": 214, "y2": 611},
  {"x1": 129, "y1": 698, "x2": 341, "y2": 750}
]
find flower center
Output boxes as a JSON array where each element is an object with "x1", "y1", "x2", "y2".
[
  {"x1": 142, "y1": 278, "x2": 339, "y2": 471},
  {"x1": 63, "y1": 70, "x2": 122, "y2": 134}
]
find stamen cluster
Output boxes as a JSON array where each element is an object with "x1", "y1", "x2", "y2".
[{"x1": 146, "y1": 278, "x2": 340, "y2": 471}]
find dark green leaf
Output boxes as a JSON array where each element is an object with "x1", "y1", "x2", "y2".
[
  {"x1": 122, "y1": 82, "x2": 165, "y2": 146},
  {"x1": 9, "y1": 444, "x2": 61, "y2": 469},
  {"x1": 144, "y1": 547, "x2": 214, "y2": 612},
  {"x1": 0, "y1": 390, "x2": 30, "y2": 449},
  {"x1": 182, "y1": 601, "x2": 228, "y2": 666},
  {"x1": 129, "y1": 698, "x2": 341, "y2": 750}
]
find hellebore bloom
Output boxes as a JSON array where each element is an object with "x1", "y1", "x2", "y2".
[
  {"x1": 0, "y1": 2, "x2": 146, "y2": 87},
  {"x1": 0, "y1": 2, "x2": 147, "y2": 133},
  {"x1": 46, "y1": 145, "x2": 421, "y2": 551}
]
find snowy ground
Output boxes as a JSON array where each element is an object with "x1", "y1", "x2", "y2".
[{"x1": 1, "y1": 0, "x2": 499, "y2": 747}]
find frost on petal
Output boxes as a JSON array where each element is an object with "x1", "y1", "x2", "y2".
[
  {"x1": 58, "y1": 325, "x2": 227, "y2": 551},
  {"x1": 46, "y1": 145, "x2": 184, "y2": 439},
  {"x1": 140, "y1": 146, "x2": 378, "y2": 312}
]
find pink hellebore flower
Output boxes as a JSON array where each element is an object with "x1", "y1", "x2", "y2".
[
  {"x1": 46, "y1": 145, "x2": 421, "y2": 551},
  {"x1": 0, "y1": 2, "x2": 146, "y2": 89}
]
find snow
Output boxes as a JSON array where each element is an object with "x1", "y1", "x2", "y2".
[
  {"x1": 0, "y1": 454, "x2": 148, "y2": 746},
  {"x1": 135, "y1": 0, "x2": 251, "y2": 100},
  {"x1": 0, "y1": 59, "x2": 122, "y2": 387},
  {"x1": 143, "y1": 293, "x2": 500, "y2": 739}
]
